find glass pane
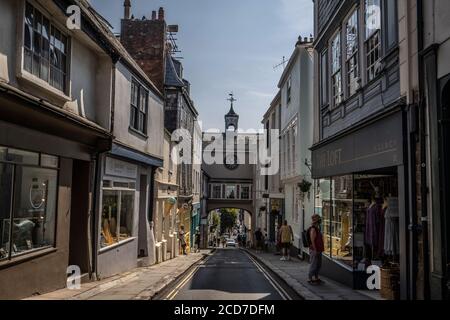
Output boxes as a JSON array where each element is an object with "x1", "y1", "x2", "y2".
[
  {"x1": 11, "y1": 167, "x2": 57, "y2": 257},
  {"x1": 346, "y1": 10, "x2": 358, "y2": 59},
  {"x1": 0, "y1": 164, "x2": 13, "y2": 260},
  {"x1": 316, "y1": 179, "x2": 331, "y2": 257},
  {"x1": 365, "y1": 0, "x2": 381, "y2": 39},
  {"x1": 5, "y1": 148, "x2": 39, "y2": 165},
  {"x1": 41, "y1": 154, "x2": 59, "y2": 168},
  {"x1": 331, "y1": 33, "x2": 341, "y2": 73},
  {"x1": 225, "y1": 186, "x2": 236, "y2": 199},
  {"x1": 119, "y1": 191, "x2": 134, "y2": 241},
  {"x1": 101, "y1": 190, "x2": 119, "y2": 248},
  {"x1": 331, "y1": 176, "x2": 353, "y2": 267}
]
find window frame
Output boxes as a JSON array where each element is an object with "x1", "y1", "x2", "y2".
[
  {"x1": 364, "y1": 0, "x2": 383, "y2": 83},
  {"x1": 129, "y1": 78, "x2": 149, "y2": 136},
  {"x1": 23, "y1": 1, "x2": 69, "y2": 94},
  {"x1": 345, "y1": 8, "x2": 360, "y2": 98},
  {"x1": 286, "y1": 77, "x2": 292, "y2": 105},
  {"x1": 0, "y1": 147, "x2": 59, "y2": 262},
  {"x1": 330, "y1": 30, "x2": 343, "y2": 108},
  {"x1": 320, "y1": 49, "x2": 329, "y2": 108}
]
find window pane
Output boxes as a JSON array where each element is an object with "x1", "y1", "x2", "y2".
[
  {"x1": 11, "y1": 167, "x2": 57, "y2": 257},
  {"x1": 41, "y1": 154, "x2": 59, "y2": 168},
  {"x1": 101, "y1": 190, "x2": 119, "y2": 247},
  {"x1": 0, "y1": 164, "x2": 13, "y2": 260},
  {"x1": 331, "y1": 33, "x2": 341, "y2": 73},
  {"x1": 225, "y1": 185, "x2": 236, "y2": 199},
  {"x1": 331, "y1": 175, "x2": 353, "y2": 267},
  {"x1": 24, "y1": 4, "x2": 33, "y2": 50},
  {"x1": 346, "y1": 10, "x2": 358, "y2": 59},
  {"x1": 316, "y1": 179, "x2": 331, "y2": 257},
  {"x1": 320, "y1": 50, "x2": 328, "y2": 105},
  {"x1": 138, "y1": 112, "x2": 145, "y2": 133},
  {"x1": 5, "y1": 148, "x2": 39, "y2": 165},
  {"x1": 130, "y1": 106, "x2": 137, "y2": 128},
  {"x1": 365, "y1": 0, "x2": 381, "y2": 39},
  {"x1": 119, "y1": 191, "x2": 134, "y2": 241}
]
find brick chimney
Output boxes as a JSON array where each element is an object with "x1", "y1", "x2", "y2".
[
  {"x1": 124, "y1": 0, "x2": 131, "y2": 20},
  {"x1": 158, "y1": 7, "x2": 165, "y2": 21},
  {"x1": 120, "y1": 9, "x2": 167, "y2": 91}
]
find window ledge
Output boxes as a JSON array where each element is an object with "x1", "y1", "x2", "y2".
[
  {"x1": 98, "y1": 237, "x2": 137, "y2": 254},
  {"x1": 128, "y1": 126, "x2": 149, "y2": 140},
  {"x1": 0, "y1": 247, "x2": 57, "y2": 270},
  {"x1": 17, "y1": 69, "x2": 71, "y2": 102}
]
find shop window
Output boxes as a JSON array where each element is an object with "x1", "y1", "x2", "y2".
[
  {"x1": 101, "y1": 185, "x2": 135, "y2": 248},
  {"x1": 0, "y1": 147, "x2": 58, "y2": 261},
  {"x1": 331, "y1": 175, "x2": 353, "y2": 267},
  {"x1": 346, "y1": 9, "x2": 359, "y2": 97},
  {"x1": 130, "y1": 79, "x2": 149, "y2": 135},
  {"x1": 331, "y1": 32, "x2": 343, "y2": 107},
  {"x1": 315, "y1": 179, "x2": 332, "y2": 257},
  {"x1": 365, "y1": 0, "x2": 382, "y2": 81},
  {"x1": 24, "y1": 2, "x2": 68, "y2": 93}
]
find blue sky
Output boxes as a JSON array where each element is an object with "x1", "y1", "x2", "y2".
[{"x1": 91, "y1": 0, "x2": 313, "y2": 130}]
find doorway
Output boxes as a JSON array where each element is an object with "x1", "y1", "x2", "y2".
[{"x1": 69, "y1": 160, "x2": 91, "y2": 276}]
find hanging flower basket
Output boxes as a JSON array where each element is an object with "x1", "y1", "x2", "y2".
[{"x1": 298, "y1": 180, "x2": 312, "y2": 193}]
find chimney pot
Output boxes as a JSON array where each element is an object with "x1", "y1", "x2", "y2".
[
  {"x1": 152, "y1": 11, "x2": 157, "y2": 20},
  {"x1": 124, "y1": 0, "x2": 131, "y2": 20},
  {"x1": 158, "y1": 7, "x2": 164, "y2": 21}
]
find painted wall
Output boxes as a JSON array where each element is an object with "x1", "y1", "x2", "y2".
[
  {"x1": 0, "y1": 0, "x2": 112, "y2": 131},
  {"x1": 114, "y1": 62, "x2": 164, "y2": 159}
]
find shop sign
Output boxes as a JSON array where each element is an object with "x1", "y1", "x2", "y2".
[
  {"x1": 105, "y1": 157, "x2": 138, "y2": 179},
  {"x1": 312, "y1": 112, "x2": 404, "y2": 178}
]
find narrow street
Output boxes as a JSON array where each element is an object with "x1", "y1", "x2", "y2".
[{"x1": 155, "y1": 249, "x2": 301, "y2": 300}]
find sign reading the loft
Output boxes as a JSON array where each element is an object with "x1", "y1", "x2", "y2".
[
  {"x1": 312, "y1": 112, "x2": 404, "y2": 178},
  {"x1": 105, "y1": 157, "x2": 138, "y2": 179}
]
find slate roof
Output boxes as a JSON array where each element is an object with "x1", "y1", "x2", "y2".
[{"x1": 165, "y1": 56, "x2": 185, "y2": 87}]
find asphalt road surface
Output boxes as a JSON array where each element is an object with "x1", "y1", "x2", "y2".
[{"x1": 155, "y1": 248, "x2": 301, "y2": 300}]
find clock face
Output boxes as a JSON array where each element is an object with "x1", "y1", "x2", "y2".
[{"x1": 224, "y1": 154, "x2": 239, "y2": 170}]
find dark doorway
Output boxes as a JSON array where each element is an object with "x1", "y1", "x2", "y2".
[
  {"x1": 138, "y1": 174, "x2": 148, "y2": 258},
  {"x1": 440, "y1": 77, "x2": 450, "y2": 299},
  {"x1": 69, "y1": 160, "x2": 91, "y2": 275}
]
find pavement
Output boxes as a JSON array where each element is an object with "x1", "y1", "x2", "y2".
[
  {"x1": 25, "y1": 250, "x2": 211, "y2": 300},
  {"x1": 243, "y1": 248, "x2": 377, "y2": 300},
  {"x1": 161, "y1": 248, "x2": 289, "y2": 300}
]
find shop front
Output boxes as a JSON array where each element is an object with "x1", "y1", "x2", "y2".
[
  {"x1": 311, "y1": 110, "x2": 408, "y2": 300},
  {"x1": 96, "y1": 146, "x2": 162, "y2": 279}
]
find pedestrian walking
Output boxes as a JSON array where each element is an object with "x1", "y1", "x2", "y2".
[
  {"x1": 255, "y1": 228, "x2": 263, "y2": 253},
  {"x1": 306, "y1": 214, "x2": 324, "y2": 284},
  {"x1": 263, "y1": 228, "x2": 269, "y2": 252},
  {"x1": 179, "y1": 225, "x2": 187, "y2": 255},
  {"x1": 279, "y1": 220, "x2": 294, "y2": 261}
]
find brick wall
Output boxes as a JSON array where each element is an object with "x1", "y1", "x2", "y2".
[{"x1": 120, "y1": 19, "x2": 167, "y2": 91}]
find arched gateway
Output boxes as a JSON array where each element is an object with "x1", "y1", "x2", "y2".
[{"x1": 200, "y1": 94, "x2": 257, "y2": 244}]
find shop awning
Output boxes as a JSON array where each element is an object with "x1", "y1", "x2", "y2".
[{"x1": 111, "y1": 143, "x2": 163, "y2": 168}]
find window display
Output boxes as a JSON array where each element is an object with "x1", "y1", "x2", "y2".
[
  {"x1": 0, "y1": 147, "x2": 58, "y2": 261},
  {"x1": 101, "y1": 181, "x2": 135, "y2": 248},
  {"x1": 314, "y1": 172, "x2": 400, "y2": 275}
]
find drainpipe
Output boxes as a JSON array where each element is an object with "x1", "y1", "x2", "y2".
[
  {"x1": 417, "y1": 0, "x2": 431, "y2": 300},
  {"x1": 90, "y1": 152, "x2": 102, "y2": 280}
]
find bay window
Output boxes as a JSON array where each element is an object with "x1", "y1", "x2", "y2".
[
  {"x1": 331, "y1": 33, "x2": 342, "y2": 107},
  {"x1": 24, "y1": 2, "x2": 68, "y2": 93}
]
